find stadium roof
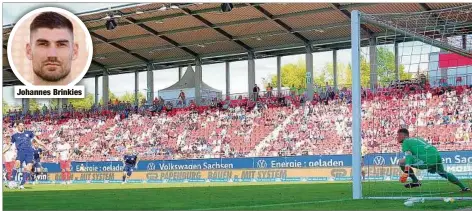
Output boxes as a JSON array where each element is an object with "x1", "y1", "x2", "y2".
[{"x1": 2, "y1": 2, "x2": 470, "y2": 86}]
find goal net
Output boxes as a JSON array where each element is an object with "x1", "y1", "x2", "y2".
[{"x1": 350, "y1": 5, "x2": 472, "y2": 201}]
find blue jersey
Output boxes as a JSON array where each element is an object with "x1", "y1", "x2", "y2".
[
  {"x1": 11, "y1": 130, "x2": 35, "y2": 152},
  {"x1": 124, "y1": 154, "x2": 138, "y2": 166},
  {"x1": 33, "y1": 147, "x2": 42, "y2": 162}
]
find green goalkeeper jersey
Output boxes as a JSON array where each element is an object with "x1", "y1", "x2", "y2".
[{"x1": 402, "y1": 137, "x2": 440, "y2": 166}]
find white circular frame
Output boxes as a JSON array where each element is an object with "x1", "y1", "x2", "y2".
[{"x1": 7, "y1": 7, "x2": 93, "y2": 87}]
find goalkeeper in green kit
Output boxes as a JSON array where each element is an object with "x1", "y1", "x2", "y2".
[{"x1": 397, "y1": 128, "x2": 470, "y2": 192}]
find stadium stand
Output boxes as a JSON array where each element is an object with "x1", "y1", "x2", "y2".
[{"x1": 3, "y1": 84, "x2": 472, "y2": 162}]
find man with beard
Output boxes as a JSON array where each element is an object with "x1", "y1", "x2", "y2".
[{"x1": 26, "y1": 12, "x2": 78, "y2": 85}]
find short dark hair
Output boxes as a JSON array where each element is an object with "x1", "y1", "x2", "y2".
[
  {"x1": 30, "y1": 12, "x2": 73, "y2": 34},
  {"x1": 398, "y1": 128, "x2": 409, "y2": 136}
]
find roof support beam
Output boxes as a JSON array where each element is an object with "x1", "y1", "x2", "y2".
[
  {"x1": 418, "y1": 3, "x2": 448, "y2": 26},
  {"x1": 418, "y1": 3, "x2": 444, "y2": 23},
  {"x1": 124, "y1": 17, "x2": 199, "y2": 57},
  {"x1": 249, "y1": 3, "x2": 310, "y2": 43},
  {"x1": 418, "y1": 3, "x2": 432, "y2": 11},
  {"x1": 91, "y1": 60, "x2": 107, "y2": 69},
  {"x1": 81, "y1": 3, "x2": 373, "y2": 31},
  {"x1": 93, "y1": 22, "x2": 351, "y2": 58},
  {"x1": 331, "y1": 3, "x2": 374, "y2": 36},
  {"x1": 3, "y1": 67, "x2": 13, "y2": 74},
  {"x1": 104, "y1": 67, "x2": 110, "y2": 75},
  {"x1": 86, "y1": 3, "x2": 375, "y2": 42},
  {"x1": 180, "y1": 7, "x2": 253, "y2": 51},
  {"x1": 3, "y1": 44, "x2": 11, "y2": 71},
  {"x1": 417, "y1": 4, "x2": 462, "y2": 38},
  {"x1": 90, "y1": 32, "x2": 149, "y2": 62},
  {"x1": 82, "y1": 3, "x2": 249, "y2": 26},
  {"x1": 91, "y1": 17, "x2": 273, "y2": 41},
  {"x1": 87, "y1": 8, "x2": 331, "y2": 32},
  {"x1": 88, "y1": 7, "x2": 351, "y2": 38}
]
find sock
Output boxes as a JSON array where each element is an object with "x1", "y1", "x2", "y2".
[
  {"x1": 439, "y1": 171, "x2": 467, "y2": 189},
  {"x1": 122, "y1": 175, "x2": 126, "y2": 182},
  {"x1": 20, "y1": 171, "x2": 30, "y2": 186},
  {"x1": 11, "y1": 169, "x2": 17, "y2": 182},
  {"x1": 66, "y1": 172, "x2": 71, "y2": 181},
  {"x1": 400, "y1": 165, "x2": 419, "y2": 183},
  {"x1": 61, "y1": 172, "x2": 65, "y2": 182}
]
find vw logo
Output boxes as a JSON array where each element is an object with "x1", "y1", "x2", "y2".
[
  {"x1": 373, "y1": 156, "x2": 385, "y2": 166},
  {"x1": 147, "y1": 163, "x2": 156, "y2": 171},
  {"x1": 256, "y1": 160, "x2": 268, "y2": 168}
]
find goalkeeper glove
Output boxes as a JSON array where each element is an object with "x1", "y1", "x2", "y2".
[{"x1": 400, "y1": 166, "x2": 410, "y2": 183}]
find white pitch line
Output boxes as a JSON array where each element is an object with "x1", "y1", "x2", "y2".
[
  {"x1": 190, "y1": 191, "x2": 467, "y2": 211},
  {"x1": 189, "y1": 198, "x2": 351, "y2": 211}
]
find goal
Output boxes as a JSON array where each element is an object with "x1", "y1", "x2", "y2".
[{"x1": 350, "y1": 5, "x2": 472, "y2": 201}]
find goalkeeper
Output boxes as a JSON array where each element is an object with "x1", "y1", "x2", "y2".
[{"x1": 397, "y1": 128, "x2": 470, "y2": 192}]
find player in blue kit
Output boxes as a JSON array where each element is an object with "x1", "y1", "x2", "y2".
[
  {"x1": 122, "y1": 148, "x2": 139, "y2": 184},
  {"x1": 32, "y1": 141, "x2": 43, "y2": 185},
  {"x1": 3, "y1": 122, "x2": 47, "y2": 189}
]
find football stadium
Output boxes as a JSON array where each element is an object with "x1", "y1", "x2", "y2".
[{"x1": 3, "y1": 2, "x2": 472, "y2": 210}]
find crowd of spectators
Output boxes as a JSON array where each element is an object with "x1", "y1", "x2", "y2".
[
  {"x1": 3, "y1": 81, "x2": 472, "y2": 162},
  {"x1": 258, "y1": 83, "x2": 472, "y2": 157},
  {"x1": 4, "y1": 94, "x2": 293, "y2": 161}
]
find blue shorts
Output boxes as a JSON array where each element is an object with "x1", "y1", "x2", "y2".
[
  {"x1": 33, "y1": 161, "x2": 42, "y2": 170},
  {"x1": 123, "y1": 165, "x2": 134, "y2": 174},
  {"x1": 16, "y1": 151, "x2": 34, "y2": 165}
]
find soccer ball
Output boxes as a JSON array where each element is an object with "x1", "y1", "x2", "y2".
[
  {"x1": 404, "y1": 201, "x2": 414, "y2": 207},
  {"x1": 7, "y1": 181, "x2": 18, "y2": 189},
  {"x1": 404, "y1": 197, "x2": 424, "y2": 207},
  {"x1": 408, "y1": 198, "x2": 425, "y2": 203},
  {"x1": 444, "y1": 198, "x2": 455, "y2": 203}
]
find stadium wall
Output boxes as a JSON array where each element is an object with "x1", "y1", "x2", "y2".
[
  {"x1": 429, "y1": 52, "x2": 472, "y2": 86},
  {"x1": 26, "y1": 151, "x2": 472, "y2": 184}
]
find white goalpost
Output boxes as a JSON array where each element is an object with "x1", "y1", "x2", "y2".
[{"x1": 351, "y1": 5, "x2": 472, "y2": 201}]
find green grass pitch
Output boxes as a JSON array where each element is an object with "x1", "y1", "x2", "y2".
[{"x1": 3, "y1": 181, "x2": 472, "y2": 210}]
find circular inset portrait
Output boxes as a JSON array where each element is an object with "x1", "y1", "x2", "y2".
[{"x1": 7, "y1": 7, "x2": 93, "y2": 87}]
